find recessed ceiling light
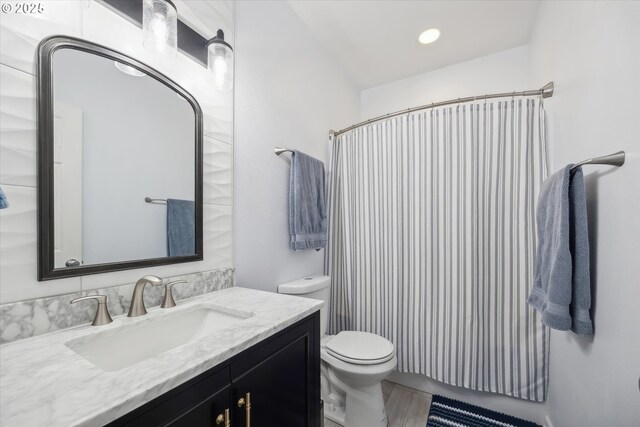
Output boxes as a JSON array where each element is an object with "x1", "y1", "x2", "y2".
[{"x1": 418, "y1": 28, "x2": 440, "y2": 45}]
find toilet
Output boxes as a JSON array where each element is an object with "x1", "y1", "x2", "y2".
[{"x1": 278, "y1": 275, "x2": 397, "y2": 427}]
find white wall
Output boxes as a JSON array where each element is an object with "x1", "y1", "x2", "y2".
[
  {"x1": 359, "y1": 42, "x2": 546, "y2": 424},
  {"x1": 233, "y1": 1, "x2": 360, "y2": 292},
  {"x1": 528, "y1": 2, "x2": 640, "y2": 426},
  {"x1": 235, "y1": 2, "x2": 640, "y2": 424},
  {"x1": 360, "y1": 45, "x2": 530, "y2": 120},
  {"x1": 0, "y1": 0, "x2": 233, "y2": 303}
]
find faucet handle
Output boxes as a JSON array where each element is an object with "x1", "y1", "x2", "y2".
[
  {"x1": 71, "y1": 295, "x2": 113, "y2": 326},
  {"x1": 140, "y1": 275, "x2": 163, "y2": 286},
  {"x1": 161, "y1": 280, "x2": 188, "y2": 308}
]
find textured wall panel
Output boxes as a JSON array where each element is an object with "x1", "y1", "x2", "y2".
[
  {"x1": 0, "y1": 1, "x2": 82, "y2": 74},
  {"x1": 204, "y1": 204, "x2": 233, "y2": 268},
  {"x1": 203, "y1": 137, "x2": 232, "y2": 205},
  {"x1": 0, "y1": 185, "x2": 81, "y2": 304},
  {"x1": 0, "y1": 65, "x2": 36, "y2": 187},
  {"x1": 203, "y1": 99, "x2": 233, "y2": 144}
]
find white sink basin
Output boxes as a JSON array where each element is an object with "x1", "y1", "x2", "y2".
[{"x1": 66, "y1": 306, "x2": 252, "y2": 371}]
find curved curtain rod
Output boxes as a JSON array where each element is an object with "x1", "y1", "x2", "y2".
[{"x1": 330, "y1": 82, "x2": 554, "y2": 138}]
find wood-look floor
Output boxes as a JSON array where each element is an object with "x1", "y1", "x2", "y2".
[{"x1": 324, "y1": 380, "x2": 432, "y2": 427}]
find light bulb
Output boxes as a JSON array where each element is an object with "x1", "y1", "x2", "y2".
[
  {"x1": 142, "y1": 0, "x2": 177, "y2": 56},
  {"x1": 207, "y1": 32, "x2": 233, "y2": 91},
  {"x1": 150, "y1": 16, "x2": 168, "y2": 50}
]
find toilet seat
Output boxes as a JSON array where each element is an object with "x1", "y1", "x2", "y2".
[
  {"x1": 326, "y1": 350, "x2": 394, "y2": 365},
  {"x1": 324, "y1": 331, "x2": 394, "y2": 365}
]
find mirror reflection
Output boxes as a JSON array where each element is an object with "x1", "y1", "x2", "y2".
[{"x1": 51, "y1": 48, "x2": 196, "y2": 269}]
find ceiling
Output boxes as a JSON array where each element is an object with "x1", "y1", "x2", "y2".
[{"x1": 288, "y1": 0, "x2": 540, "y2": 89}]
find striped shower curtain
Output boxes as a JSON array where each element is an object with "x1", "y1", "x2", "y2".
[{"x1": 325, "y1": 98, "x2": 549, "y2": 401}]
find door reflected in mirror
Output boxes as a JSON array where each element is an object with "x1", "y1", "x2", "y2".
[{"x1": 38, "y1": 37, "x2": 203, "y2": 280}]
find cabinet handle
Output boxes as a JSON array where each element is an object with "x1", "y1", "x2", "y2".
[
  {"x1": 215, "y1": 408, "x2": 230, "y2": 427},
  {"x1": 237, "y1": 392, "x2": 251, "y2": 426}
]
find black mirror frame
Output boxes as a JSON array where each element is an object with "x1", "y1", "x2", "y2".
[{"x1": 37, "y1": 35, "x2": 204, "y2": 281}]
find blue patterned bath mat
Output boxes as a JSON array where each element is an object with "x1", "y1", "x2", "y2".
[{"x1": 426, "y1": 395, "x2": 541, "y2": 427}]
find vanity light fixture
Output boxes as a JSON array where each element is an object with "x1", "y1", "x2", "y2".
[
  {"x1": 207, "y1": 30, "x2": 234, "y2": 91},
  {"x1": 418, "y1": 28, "x2": 441, "y2": 44},
  {"x1": 142, "y1": 0, "x2": 177, "y2": 55},
  {"x1": 101, "y1": 0, "x2": 214, "y2": 67}
]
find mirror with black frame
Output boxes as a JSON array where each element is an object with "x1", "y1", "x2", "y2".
[{"x1": 37, "y1": 36, "x2": 203, "y2": 280}]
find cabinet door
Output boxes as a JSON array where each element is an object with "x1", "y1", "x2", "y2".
[
  {"x1": 167, "y1": 384, "x2": 230, "y2": 427},
  {"x1": 108, "y1": 368, "x2": 231, "y2": 427},
  {"x1": 231, "y1": 316, "x2": 320, "y2": 427}
]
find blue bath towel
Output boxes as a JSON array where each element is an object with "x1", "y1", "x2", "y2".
[
  {"x1": 167, "y1": 199, "x2": 195, "y2": 256},
  {"x1": 528, "y1": 165, "x2": 593, "y2": 335},
  {"x1": 0, "y1": 187, "x2": 8, "y2": 209},
  {"x1": 289, "y1": 150, "x2": 327, "y2": 251}
]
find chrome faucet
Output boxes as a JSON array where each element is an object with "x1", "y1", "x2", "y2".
[{"x1": 127, "y1": 275, "x2": 163, "y2": 317}]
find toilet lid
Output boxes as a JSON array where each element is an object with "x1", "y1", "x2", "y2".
[{"x1": 325, "y1": 331, "x2": 394, "y2": 365}]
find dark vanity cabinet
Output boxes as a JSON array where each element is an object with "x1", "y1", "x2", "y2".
[
  {"x1": 231, "y1": 326, "x2": 315, "y2": 427},
  {"x1": 108, "y1": 312, "x2": 320, "y2": 427}
]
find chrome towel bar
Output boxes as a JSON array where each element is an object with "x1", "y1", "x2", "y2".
[
  {"x1": 274, "y1": 147, "x2": 293, "y2": 156},
  {"x1": 144, "y1": 197, "x2": 167, "y2": 204},
  {"x1": 570, "y1": 151, "x2": 625, "y2": 171}
]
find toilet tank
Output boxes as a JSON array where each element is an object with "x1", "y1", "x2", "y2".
[{"x1": 278, "y1": 275, "x2": 330, "y2": 336}]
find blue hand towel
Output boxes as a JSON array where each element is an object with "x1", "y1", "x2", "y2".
[
  {"x1": 567, "y1": 167, "x2": 593, "y2": 335},
  {"x1": 289, "y1": 150, "x2": 327, "y2": 251},
  {"x1": 167, "y1": 199, "x2": 195, "y2": 256},
  {"x1": 0, "y1": 187, "x2": 8, "y2": 209},
  {"x1": 528, "y1": 165, "x2": 593, "y2": 335}
]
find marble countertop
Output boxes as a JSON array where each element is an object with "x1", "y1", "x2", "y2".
[{"x1": 0, "y1": 287, "x2": 323, "y2": 427}]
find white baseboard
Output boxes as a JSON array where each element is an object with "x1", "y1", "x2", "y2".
[{"x1": 544, "y1": 415, "x2": 554, "y2": 427}]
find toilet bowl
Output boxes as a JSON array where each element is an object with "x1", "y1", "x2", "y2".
[
  {"x1": 321, "y1": 332, "x2": 397, "y2": 427},
  {"x1": 278, "y1": 275, "x2": 397, "y2": 427}
]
